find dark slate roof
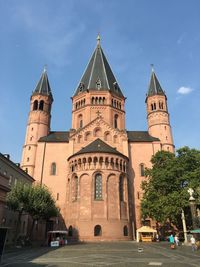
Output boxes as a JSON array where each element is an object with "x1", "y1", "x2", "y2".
[
  {"x1": 68, "y1": 138, "x2": 127, "y2": 160},
  {"x1": 127, "y1": 131, "x2": 160, "y2": 142},
  {"x1": 73, "y1": 36, "x2": 124, "y2": 98},
  {"x1": 38, "y1": 132, "x2": 69, "y2": 143},
  {"x1": 32, "y1": 68, "x2": 53, "y2": 99},
  {"x1": 147, "y1": 70, "x2": 165, "y2": 97}
]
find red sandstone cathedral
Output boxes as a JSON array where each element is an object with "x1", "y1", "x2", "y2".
[{"x1": 21, "y1": 35, "x2": 174, "y2": 241}]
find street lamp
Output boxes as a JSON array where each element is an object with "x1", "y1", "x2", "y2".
[{"x1": 188, "y1": 188, "x2": 198, "y2": 229}]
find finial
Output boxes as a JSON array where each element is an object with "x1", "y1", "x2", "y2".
[
  {"x1": 97, "y1": 33, "x2": 100, "y2": 46},
  {"x1": 43, "y1": 64, "x2": 47, "y2": 73},
  {"x1": 150, "y1": 64, "x2": 154, "y2": 72}
]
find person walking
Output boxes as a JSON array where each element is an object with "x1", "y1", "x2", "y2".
[
  {"x1": 169, "y1": 234, "x2": 175, "y2": 249},
  {"x1": 190, "y1": 235, "x2": 196, "y2": 252},
  {"x1": 174, "y1": 235, "x2": 179, "y2": 246}
]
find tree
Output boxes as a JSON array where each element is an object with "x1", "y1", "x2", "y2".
[
  {"x1": 27, "y1": 184, "x2": 58, "y2": 238},
  {"x1": 6, "y1": 182, "x2": 58, "y2": 242},
  {"x1": 141, "y1": 147, "x2": 200, "y2": 229}
]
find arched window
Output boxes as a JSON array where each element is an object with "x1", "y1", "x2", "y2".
[
  {"x1": 114, "y1": 114, "x2": 118, "y2": 129},
  {"x1": 94, "y1": 225, "x2": 102, "y2": 236},
  {"x1": 39, "y1": 100, "x2": 44, "y2": 110},
  {"x1": 119, "y1": 175, "x2": 124, "y2": 202},
  {"x1": 78, "y1": 114, "x2": 83, "y2": 129},
  {"x1": 50, "y1": 162, "x2": 56, "y2": 175},
  {"x1": 151, "y1": 104, "x2": 154, "y2": 111},
  {"x1": 33, "y1": 100, "x2": 38, "y2": 110},
  {"x1": 153, "y1": 103, "x2": 156, "y2": 110},
  {"x1": 140, "y1": 164, "x2": 145, "y2": 177},
  {"x1": 123, "y1": 225, "x2": 128, "y2": 236},
  {"x1": 94, "y1": 173, "x2": 102, "y2": 199},
  {"x1": 68, "y1": 225, "x2": 73, "y2": 237},
  {"x1": 72, "y1": 176, "x2": 78, "y2": 201}
]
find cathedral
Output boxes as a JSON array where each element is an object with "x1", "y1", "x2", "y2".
[{"x1": 21, "y1": 35, "x2": 174, "y2": 241}]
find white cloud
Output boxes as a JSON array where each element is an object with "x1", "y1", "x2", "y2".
[{"x1": 177, "y1": 86, "x2": 193, "y2": 95}]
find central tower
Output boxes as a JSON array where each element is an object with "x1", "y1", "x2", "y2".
[{"x1": 71, "y1": 35, "x2": 126, "y2": 131}]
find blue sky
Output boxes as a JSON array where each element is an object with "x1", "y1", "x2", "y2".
[{"x1": 0, "y1": 0, "x2": 200, "y2": 163}]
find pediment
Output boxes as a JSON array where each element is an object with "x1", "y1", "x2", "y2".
[{"x1": 69, "y1": 116, "x2": 128, "y2": 142}]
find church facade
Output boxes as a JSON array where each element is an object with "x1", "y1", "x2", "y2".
[{"x1": 21, "y1": 36, "x2": 174, "y2": 241}]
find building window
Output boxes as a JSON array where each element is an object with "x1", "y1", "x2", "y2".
[
  {"x1": 39, "y1": 100, "x2": 44, "y2": 111},
  {"x1": 96, "y1": 78, "x2": 101, "y2": 90},
  {"x1": 119, "y1": 176, "x2": 124, "y2": 202},
  {"x1": 78, "y1": 114, "x2": 83, "y2": 129},
  {"x1": 72, "y1": 176, "x2": 78, "y2": 201},
  {"x1": 94, "y1": 225, "x2": 102, "y2": 236},
  {"x1": 50, "y1": 162, "x2": 56, "y2": 175},
  {"x1": 57, "y1": 193, "x2": 59, "y2": 201},
  {"x1": 94, "y1": 173, "x2": 102, "y2": 200},
  {"x1": 33, "y1": 100, "x2": 38, "y2": 110},
  {"x1": 68, "y1": 225, "x2": 73, "y2": 237},
  {"x1": 140, "y1": 164, "x2": 145, "y2": 177},
  {"x1": 27, "y1": 157, "x2": 29, "y2": 162},
  {"x1": 79, "y1": 83, "x2": 84, "y2": 92},
  {"x1": 123, "y1": 225, "x2": 128, "y2": 236},
  {"x1": 114, "y1": 114, "x2": 118, "y2": 129}
]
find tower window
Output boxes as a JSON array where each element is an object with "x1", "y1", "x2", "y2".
[
  {"x1": 39, "y1": 100, "x2": 44, "y2": 111},
  {"x1": 78, "y1": 114, "x2": 83, "y2": 129},
  {"x1": 114, "y1": 114, "x2": 118, "y2": 129},
  {"x1": 57, "y1": 193, "x2": 59, "y2": 201},
  {"x1": 96, "y1": 78, "x2": 101, "y2": 90},
  {"x1": 94, "y1": 173, "x2": 102, "y2": 199},
  {"x1": 140, "y1": 164, "x2": 145, "y2": 176},
  {"x1": 79, "y1": 83, "x2": 84, "y2": 92},
  {"x1": 50, "y1": 162, "x2": 56, "y2": 175},
  {"x1": 113, "y1": 82, "x2": 119, "y2": 91},
  {"x1": 94, "y1": 225, "x2": 102, "y2": 236},
  {"x1": 154, "y1": 103, "x2": 156, "y2": 110},
  {"x1": 33, "y1": 100, "x2": 38, "y2": 110}
]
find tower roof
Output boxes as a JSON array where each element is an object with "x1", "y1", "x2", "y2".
[
  {"x1": 32, "y1": 67, "x2": 53, "y2": 99},
  {"x1": 147, "y1": 68, "x2": 165, "y2": 97},
  {"x1": 73, "y1": 35, "x2": 124, "y2": 98}
]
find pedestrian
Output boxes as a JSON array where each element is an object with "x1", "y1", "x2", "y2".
[
  {"x1": 190, "y1": 235, "x2": 196, "y2": 252},
  {"x1": 174, "y1": 235, "x2": 179, "y2": 246},
  {"x1": 169, "y1": 234, "x2": 175, "y2": 249}
]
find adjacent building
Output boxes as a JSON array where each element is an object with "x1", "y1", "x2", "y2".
[{"x1": 0, "y1": 153, "x2": 34, "y2": 244}]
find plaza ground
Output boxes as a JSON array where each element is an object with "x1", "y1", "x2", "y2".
[{"x1": 1, "y1": 241, "x2": 200, "y2": 267}]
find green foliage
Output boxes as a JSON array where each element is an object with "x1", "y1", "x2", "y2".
[
  {"x1": 141, "y1": 147, "x2": 200, "y2": 226},
  {"x1": 6, "y1": 182, "x2": 58, "y2": 221}
]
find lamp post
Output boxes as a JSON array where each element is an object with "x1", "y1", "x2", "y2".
[
  {"x1": 181, "y1": 209, "x2": 188, "y2": 244},
  {"x1": 188, "y1": 188, "x2": 198, "y2": 229}
]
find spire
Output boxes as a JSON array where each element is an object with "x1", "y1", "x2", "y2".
[
  {"x1": 73, "y1": 36, "x2": 124, "y2": 98},
  {"x1": 32, "y1": 67, "x2": 53, "y2": 99},
  {"x1": 147, "y1": 66, "x2": 165, "y2": 97}
]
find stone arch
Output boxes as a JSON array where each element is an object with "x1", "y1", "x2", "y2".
[
  {"x1": 33, "y1": 100, "x2": 38, "y2": 110},
  {"x1": 77, "y1": 114, "x2": 83, "y2": 129},
  {"x1": 39, "y1": 100, "x2": 44, "y2": 111},
  {"x1": 113, "y1": 135, "x2": 118, "y2": 143},
  {"x1": 79, "y1": 173, "x2": 91, "y2": 218},
  {"x1": 94, "y1": 225, "x2": 102, "y2": 236},
  {"x1": 107, "y1": 174, "x2": 118, "y2": 219},
  {"x1": 104, "y1": 131, "x2": 111, "y2": 141},
  {"x1": 94, "y1": 127, "x2": 101, "y2": 137},
  {"x1": 85, "y1": 131, "x2": 92, "y2": 141}
]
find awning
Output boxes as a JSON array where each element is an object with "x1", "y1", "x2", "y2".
[{"x1": 190, "y1": 229, "x2": 200, "y2": 234}]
